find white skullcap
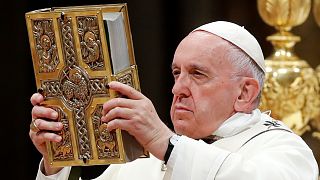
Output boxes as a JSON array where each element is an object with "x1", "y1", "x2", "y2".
[{"x1": 193, "y1": 21, "x2": 266, "y2": 73}]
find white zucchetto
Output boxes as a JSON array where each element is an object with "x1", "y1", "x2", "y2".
[{"x1": 193, "y1": 21, "x2": 266, "y2": 73}]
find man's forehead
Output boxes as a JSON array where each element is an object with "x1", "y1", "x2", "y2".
[
  {"x1": 171, "y1": 61, "x2": 209, "y2": 71},
  {"x1": 191, "y1": 21, "x2": 266, "y2": 73},
  {"x1": 186, "y1": 30, "x2": 227, "y2": 43},
  {"x1": 178, "y1": 31, "x2": 232, "y2": 56}
]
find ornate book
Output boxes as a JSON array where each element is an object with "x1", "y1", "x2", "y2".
[{"x1": 25, "y1": 3, "x2": 148, "y2": 167}]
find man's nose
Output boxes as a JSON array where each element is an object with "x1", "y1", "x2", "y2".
[{"x1": 172, "y1": 73, "x2": 191, "y2": 97}]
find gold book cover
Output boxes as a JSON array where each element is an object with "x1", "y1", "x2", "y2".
[{"x1": 25, "y1": 3, "x2": 148, "y2": 167}]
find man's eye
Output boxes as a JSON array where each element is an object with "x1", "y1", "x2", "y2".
[
  {"x1": 172, "y1": 70, "x2": 180, "y2": 77},
  {"x1": 193, "y1": 71, "x2": 205, "y2": 78}
]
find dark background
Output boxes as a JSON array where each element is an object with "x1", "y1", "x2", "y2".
[{"x1": 2, "y1": 0, "x2": 320, "y2": 179}]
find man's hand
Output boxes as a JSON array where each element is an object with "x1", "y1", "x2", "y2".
[
  {"x1": 101, "y1": 81, "x2": 174, "y2": 160},
  {"x1": 29, "y1": 93, "x2": 63, "y2": 175}
]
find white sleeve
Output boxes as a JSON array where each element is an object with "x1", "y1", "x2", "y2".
[
  {"x1": 164, "y1": 135, "x2": 230, "y2": 180},
  {"x1": 165, "y1": 133, "x2": 319, "y2": 180},
  {"x1": 36, "y1": 159, "x2": 72, "y2": 180}
]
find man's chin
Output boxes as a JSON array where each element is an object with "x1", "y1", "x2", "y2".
[{"x1": 173, "y1": 120, "x2": 192, "y2": 136}]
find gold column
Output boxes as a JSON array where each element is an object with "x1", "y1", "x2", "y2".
[{"x1": 257, "y1": 0, "x2": 320, "y2": 136}]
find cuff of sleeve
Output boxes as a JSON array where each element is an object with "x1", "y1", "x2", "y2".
[
  {"x1": 165, "y1": 136, "x2": 231, "y2": 179},
  {"x1": 36, "y1": 158, "x2": 71, "y2": 180}
]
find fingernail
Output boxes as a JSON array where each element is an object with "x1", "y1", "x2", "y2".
[
  {"x1": 37, "y1": 88, "x2": 44, "y2": 95},
  {"x1": 57, "y1": 123, "x2": 63, "y2": 130},
  {"x1": 51, "y1": 112, "x2": 58, "y2": 119},
  {"x1": 55, "y1": 136, "x2": 62, "y2": 142}
]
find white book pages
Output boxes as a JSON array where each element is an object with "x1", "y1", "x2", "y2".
[{"x1": 103, "y1": 12, "x2": 130, "y2": 74}]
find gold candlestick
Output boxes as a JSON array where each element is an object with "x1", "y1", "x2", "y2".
[
  {"x1": 257, "y1": 0, "x2": 320, "y2": 136},
  {"x1": 312, "y1": 0, "x2": 320, "y2": 139}
]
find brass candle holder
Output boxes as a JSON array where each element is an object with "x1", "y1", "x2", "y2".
[{"x1": 257, "y1": 0, "x2": 320, "y2": 136}]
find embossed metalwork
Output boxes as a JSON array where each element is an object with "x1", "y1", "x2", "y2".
[
  {"x1": 90, "y1": 78, "x2": 109, "y2": 95},
  {"x1": 116, "y1": 73, "x2": 133, "y2": 87},
  {"x1": 58, "y1": 17, "x2": 77, "y2": 66},
  {"x1": 258, "y1": 0, "x2": 311, "y2": 32},
  {"x1": 312, "y1": 0, "x2": 320, "y2": 141},
  {"x1": 313, "y1": 0, "x2": 320, "y2": 27},
  {"x1": 257, "y1": 0, "x2": 320, "y2": 136},
  {"x1": 32, "y1": 19, "x2": 59, "y2": 73},
  {"x1": 260, "y1": 62, "x2": 320, "y2": 135},
  {"x1": 50, "y1": 107, "x2": 74, "y2": 160},
  {"x1": 26, "y1": 4, "x2": 148, "y2": 167},
  {"x1": 77, "y1": 16, "x2": 105, "y2": 70},
  {"x1": 92, "y1": 105, "x2": 120, "y2": 159},
  {"x1": 41, "y1": 80, "x2": 62, "y2": 97},
  {"x1": 61, "y1": 67, "x2": 90, "y2": 108}
]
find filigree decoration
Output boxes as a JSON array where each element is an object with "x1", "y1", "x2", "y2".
[
  {"x1": 41, "y1": 80, "x2": 62, "y2": 98},
  {"x1": 32, "y1": 19, "x2": 59, "y2": 73},
  {"x1": 59, "y1": 17, "x2": 77, "y2": 67},
  {"x1": 26, "y1": 4, "x2": 145, "y2": 166},
  {"x1": 37, "y1": 15, "x2": 112, "y2": 162},
  {"x1": 51, "y1": 107, "x2": 74, "y2": 160},
  {"x1": 92, "y1": 105, "x2": 119, "y2": 159},
  {"x1": 77, "y1": 16, "x2": 105, "y2": 70},
  {"x1": 75, "y1": 106, "x2": 92, "y2": 161},
  {"x1": 90, "y1": 78, "x2": 109, "y2": 95},
  {"x1": 116, "y1": 73, "x2": 133, "y2": 87}
]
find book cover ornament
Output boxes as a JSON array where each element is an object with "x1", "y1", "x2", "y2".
[{"x1": 25, "y1": 3, "x2": 148, "y2": 167}]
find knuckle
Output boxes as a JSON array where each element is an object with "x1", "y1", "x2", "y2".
[
  {"x1": 113, "y1": 107, "x2": 121, "y2": 116},
  {"x1": 34, "y1": 119, "x2": 43, "y2": 129},
  {"x1": 141, "y1": 101, "x2": 149, "y2": 109},
  {"x1": 108, "y1": 120, "x2": 116, "y2": 129},
  {"x1": 31, "y1": 106, "x2": 39, "y2": 117},
  {"x1": 115, "y1": 98, "x2": 121, "y2": 105}
]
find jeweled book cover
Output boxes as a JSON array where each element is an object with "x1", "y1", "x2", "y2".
[{"x1": 25, "y1": 3, "x2": 148, "y2": 167}]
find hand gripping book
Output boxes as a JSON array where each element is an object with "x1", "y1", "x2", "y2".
[{"x1": 25, "y1": 3, "x2": 149, "y2": 167}]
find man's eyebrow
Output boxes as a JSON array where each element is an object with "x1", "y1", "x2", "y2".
[
  {"x1": 189, "y1": 63, "x2": 209, "y2": 72},
  {"x1": 171, "y1": 63, "x2": 209, "y2": 72},
  {"x1": 171, "y1": 63, "x2": 178, "y2": 70}
]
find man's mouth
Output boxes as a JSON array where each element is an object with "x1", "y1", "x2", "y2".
[{"x1": 174, "y1": 104, "x2": 192, "y2": 112}]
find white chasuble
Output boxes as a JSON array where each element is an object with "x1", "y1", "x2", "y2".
[{"x1": 36, "y1": 109, "x2": 319, "y2": 180}]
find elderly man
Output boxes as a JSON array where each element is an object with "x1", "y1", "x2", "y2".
[{"x1": 30, "y1": 21, "x2": 319, "y2": 180}]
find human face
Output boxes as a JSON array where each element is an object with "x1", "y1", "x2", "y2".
[{"x1": 170, "y1": 31, "x2": 241, "y2": 139}]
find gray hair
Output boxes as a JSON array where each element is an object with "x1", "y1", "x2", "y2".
[{"x1": 226, "y1": 43, "x2": 265, "y2": 107}]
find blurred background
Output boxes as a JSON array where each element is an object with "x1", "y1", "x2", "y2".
[{"x1": 1, "y1": 0, "x2": 320, "y2": 179}]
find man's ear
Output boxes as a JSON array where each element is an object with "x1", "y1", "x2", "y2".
[{"x1": 234, "y1": 78, "x2": 260, "y2": 112}]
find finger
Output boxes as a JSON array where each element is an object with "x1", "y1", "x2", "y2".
[
  {"x1": 106, "y1": 118, "x2": 132, "y2": 132},
  {"x1": 30, "y1": 130, "x2": 62, "y2": 144},
  {"x1": 30, "y1": 93, "x2": 44, "y2": 106},
  {"x1": 32, "y1": 106, "x2": 59, "y2": 120},
  {"x1": 101, "y1": 107, "x2": 133, "y2": 122},
  {"x1": 102, "y1": 97, "x2": 136, "y2": 116},
  {"x1": 33, "y1": 119, "x2": 63, "y2": 132},
  {"x1": 108, "y1": 81, "x2": 144, "y2": 100}
]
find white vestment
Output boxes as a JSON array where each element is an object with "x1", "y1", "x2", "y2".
[{"x1": 36, "y1": 109, "x2": 319, "y2": 180}]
